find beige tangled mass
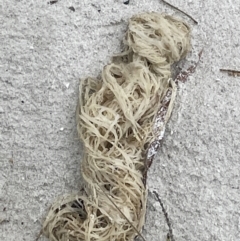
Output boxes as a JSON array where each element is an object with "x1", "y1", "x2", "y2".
[{"x1": 42, "y1": 12, "x2": 191, "y2": 241}]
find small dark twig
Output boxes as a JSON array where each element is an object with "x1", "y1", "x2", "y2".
[
  {"x1": 220, "y1": 68, "x2": 240, "y2": 76},
  {"x1": 153, "y1": 191, "x2": 175, "y2": 241},
  {"x1": 162, "y1": 0, "x2": 198, "y2": 24},
  {"x1": 47, "y1": 0, "x2": 58, "y2": 5}
]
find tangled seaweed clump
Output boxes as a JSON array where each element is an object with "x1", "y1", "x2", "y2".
[{"x1": 43, "y1": 12, "x2": 191, "y2": 241}]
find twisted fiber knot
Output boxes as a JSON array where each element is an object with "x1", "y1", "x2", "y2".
[{"x1": 43, "y1": 12, "x2": 190, "y2": 241}]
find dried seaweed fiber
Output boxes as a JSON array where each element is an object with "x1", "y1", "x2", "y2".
[{"x1": 42, "y1": 12, "x2": 191, "y2": 241}]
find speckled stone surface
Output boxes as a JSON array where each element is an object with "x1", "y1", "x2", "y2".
[{"x1": 0, "y1": 1, "x2": 240, "y2": 240}]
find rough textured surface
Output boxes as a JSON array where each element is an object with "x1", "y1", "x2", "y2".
[{"x1": 0, "y1": 1, "x2": 239, "y2": 241}]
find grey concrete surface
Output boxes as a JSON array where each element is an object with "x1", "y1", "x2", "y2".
[{"x1": 0, "y1": 0, "x2": 240, "y2": 241}]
